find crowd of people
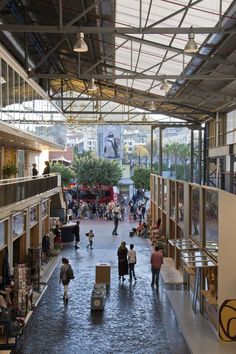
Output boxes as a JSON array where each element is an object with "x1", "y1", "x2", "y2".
[{"x1": 67, "y1": 200, "x2": 126, "y2": 222}]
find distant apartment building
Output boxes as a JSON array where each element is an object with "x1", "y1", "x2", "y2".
[{"x1": 66, "y1": 127, "x2": 97, "y2": 154}]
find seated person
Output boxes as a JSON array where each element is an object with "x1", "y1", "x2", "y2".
[
  {"x1": 140, "y1": 222, "x2": 148, "y2": 238},
  {"x1": 151, "y1": 218, "x2": 163, "y2": 245},
  {"x1": 136, "y1": 221, "x2": 144, "y2": 236}
]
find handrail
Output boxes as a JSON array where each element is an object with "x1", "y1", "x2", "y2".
[
  {"x1": 0, "y1": 174, "x2": 60, "y2": 209},
  {"x1": 0, "y1": 173, "x2": 59, "y2": 185}
]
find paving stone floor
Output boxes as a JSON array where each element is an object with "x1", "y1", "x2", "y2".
[{"x1": 15, "y1": 219, "x2": 190, "y2": 354}]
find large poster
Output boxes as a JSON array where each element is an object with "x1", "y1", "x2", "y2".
[{"x1": 103, "y1": 126, "x2": 121, "y2": 159}]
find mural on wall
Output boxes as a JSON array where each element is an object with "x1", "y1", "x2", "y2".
[
  {"x1": 219, "y1": 299, "x2": 236, "y2": 341},
  {"x1": 103, "y1": 126, "x2": 121, "y2": 159}
]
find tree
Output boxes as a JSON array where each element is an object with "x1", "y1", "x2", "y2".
[
  {"x1": 50, "y1": 162, "x2": 75, "y2": 186},
  {"x1": 131, "y1": 166, "x2": 152, "y2": 191},
  {"x1": 72, "y1": 156, "x2": 122, "y2": 186}
]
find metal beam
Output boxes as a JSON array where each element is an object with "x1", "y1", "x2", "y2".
[
  {"x1": 2, "y1": 109, "x2": 206, "y2": 115},
  {"x1": 34, "y1": 35, "x2": 66, "y2": 70},
  {"x1": 117, "y1": 34, "x2": 189, "y2": 56},
  {"x1": 145, "y1": 0, "x2": 203, "y2": 30},
  {"x1": 0, "y1": 25, "x2": 234, "y2": 34},
  {"x1": 2, "y1": 119, "x2": 194, "y2": 126},
  {"x1": 64, "y1": 0, "x2": 102, "y2": 28},
  {"x1": 49, "y1": 95, "x2": 231, "y2": 104},
  {"x1": 30, "y1": 73, "x2": 236, "y2": 81}
]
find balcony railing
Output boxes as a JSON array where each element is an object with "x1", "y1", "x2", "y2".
[{"x1": 0, "y1": 173, "x2": 60, "y2": 209}]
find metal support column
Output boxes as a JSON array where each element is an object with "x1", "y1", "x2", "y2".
[
  {"x1": 229, "y1": 144, "x2": 235, "y2": 194},
  {"x1": 190, "y1": 128, "x2": 194, "y2": 182},
  {"x1": 151, "y1": 126, "x2": 154, "y2": 173},
  {"x1": 198, "y1": 128, "x2": 202, "y2": 184},
  {"x1": 159, "y1": 127, "x2": 163, "y2": 176}
]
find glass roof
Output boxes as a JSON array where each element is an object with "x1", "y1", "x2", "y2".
[{"x1": 115, "y1": 0, "x2": 232, "y2": 96}]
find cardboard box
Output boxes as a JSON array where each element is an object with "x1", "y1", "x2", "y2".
[{"x1": 95, "y1": 263, "x2": 111, "y2": 285}]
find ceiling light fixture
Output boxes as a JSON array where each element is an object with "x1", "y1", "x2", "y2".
[
  {"x1": 160, "y1": 79, "x2": 170, "y2": 93},
  {"x1": 184, "y1": 31, "x2": 198, "y2": 53},
  {"x1": 142, "y1": 113, "x2": 147, "y2": 122},
  {"x1": 0, "y1": 76, "x2": 6, "y2": 84},
  {"x1": 95, "y1": 100, "x2": 101, "y2": 110},
  {"x1": 87, "y1": 78, "x2": 98, "y2": 92},
  {"x1": 148, "y1": 101, "x2": 156, "y2": 111},
  {"x1": 73, "y1": 32, "x2": 88, "y2": 52}
]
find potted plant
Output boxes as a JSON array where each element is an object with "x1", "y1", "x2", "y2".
[{"x1": 2, "y1": 163, "x2": 18, "y2": 178}]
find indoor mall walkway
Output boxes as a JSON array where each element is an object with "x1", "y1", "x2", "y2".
[{"x1": 17, "y1": 219, "x2": 190, "y2": 354}]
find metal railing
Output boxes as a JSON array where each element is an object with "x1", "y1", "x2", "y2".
[{"x1": 0, "y1": 173, "x2": 60, "y2": 209}]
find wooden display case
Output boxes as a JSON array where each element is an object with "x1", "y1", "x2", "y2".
[{"x1": 150, "y1": 174, "x2": 236, "y2": 340}]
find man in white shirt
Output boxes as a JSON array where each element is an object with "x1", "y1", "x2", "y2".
[{"x1": 128, "y1": 244, "x2": 137, "y2": 282}]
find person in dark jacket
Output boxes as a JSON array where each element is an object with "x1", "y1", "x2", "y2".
[
  {"x1": 73, "y1": 221, "x2": 80, "y2": 249},
  {"x1": 43, "y1": 161, "x2": 50, "y2": 175},
  {"x1": 32, "y1": 163, "x2": 38, "y2": 177},
  {"x1": 59, "y1": 258, "x2": 74, "y2": 301},
  {"x1": 117, "y1": 241, "x2": 128, "y2": 282},
  {"x1": 112, "y1": 210, "x2": 119, "y2": 235}
]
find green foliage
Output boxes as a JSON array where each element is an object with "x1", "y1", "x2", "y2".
[
  {"x1": 50, "y1": 163, "x2": 75, "y2": 186},
  {"x1": 72, "y1": 156, "x2": 122, "y2": 186},
  {"x1": 2, "y1": 163, "x2": 18, "y2": 178},
  {"x1": 131, "y1": 166, "x2": 152, "y2": 191}
]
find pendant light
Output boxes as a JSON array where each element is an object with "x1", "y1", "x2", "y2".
[
  {"x1": 87, "y1": 78, "x2": 98, "y2": 92},
  {"x1": 73, "y1": 32, "x2": 88, "y2": 52},
  {"x1": 160, "y1": 79, "x2": 170, "y2": 93},
  {"x1": 148, "y1": 101, "x2": 156, "y2": 111},
  {"x1": 0, "y1": 76, "x2": 6, "y2": 84},
  {"x1": 184, "y1": 32, "x2": 198, "y2": 53}
]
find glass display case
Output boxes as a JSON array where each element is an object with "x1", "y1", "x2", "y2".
[
  {"x1": 41, "y1": 200, "x2": 48, "y2": 218},
  {"x1": 12, "y1": 213, "x2": 25, "y2": 239},
  {"x1": 29, "y1": 205, "x2": 38, "y2": 227},
  {"x1": 177, "y1": 183, "x2": 184, "y2": 227},
  {"x1": 191, "y1": 186, "x2": 200, "y2": 243},
  {"x1": 170, "y1": 181, "x2": 176, "y2": 220},
  {"x1": 158, "y1": 177, "x2": 162, "y2": 208},
  {"x1": 0, "y1": 220, "x2": 7, "y2": 248},
  {"x1": 204, "y1": 190, "x2": 218, "y2": 259},
  {"x1": 163, "y1": 179, "x2": 167, "y2": 212}
]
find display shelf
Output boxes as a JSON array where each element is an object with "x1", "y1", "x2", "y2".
[
  {"x1": 150, "y1": 174, "x2": 236, "y2": 341},
  {"x1": 28, "y1": 247, "x2": 41, "y2": 290},
  {"x1": 201, "y1": 290, "x2": 218, "y2": 305},
  {"x1": 29, "y1": 221, "x2": 39, "y2": 229}
]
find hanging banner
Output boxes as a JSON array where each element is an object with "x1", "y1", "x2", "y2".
[{"x1": 103, "y1": 126, "x2": 121, "y2": 159}]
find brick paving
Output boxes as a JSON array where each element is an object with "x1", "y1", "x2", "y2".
[{"x1": 15, "y1": 219, "x2": 190, "y2": 354}]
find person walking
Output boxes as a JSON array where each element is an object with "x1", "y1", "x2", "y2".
[
  {"x1": 150, "y1": 246, "x2": 163, "y2": 288},
  {"x1": 128, "y1": 244, "x2": 137, "y2": 282},
  {"x1": 73, "y1": 221, "x2": 80, "y2": 249},
  {"x1": 32, "y1": 163, "x2": 38, "y2": 177},
  {"x1": 85, "y1": 230, "x2": 94, "y2": 250},
  {"x1": 43, "y1": 161, "x2": 50, "y2": 175},
  {"x1": 59, "y1": 258, "x2": 74, "y2": 301},
  {"x1": 112, "y1": 209, "x2": 120, "y2": 235},
  {"x1": 117, "y1": 241, "x2": 128, "y2": 282}
]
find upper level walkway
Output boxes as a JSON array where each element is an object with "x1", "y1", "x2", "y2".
[
  {"x1": 0, "y1": 174, "x2": 60, "y2": 209},
  {"x1": 17, "y1": 218, "x2": 190, "y2": 354}
]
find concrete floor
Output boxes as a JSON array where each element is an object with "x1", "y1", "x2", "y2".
[{"x1": 15, "y1": 219, "x2": 191, "y2": 354}]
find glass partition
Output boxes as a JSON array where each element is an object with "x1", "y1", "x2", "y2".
[
  {"x1": 12, "y1": 212, "x2": 25, "y2": 238},
  {"x1": 0, "y1": 220, "x2": 7, "y2": 248},
  {"x1": 170, "y1": 181, "x2": 176, "y2": 219},
  {"x1": 191, "y1": 186, "x2": 200, "y2": 243},
  {"x1": 41, "y1": 200, "x2": 48, "y2": 218},
  {"x1": 0, "y1": 56, "x2": 66, "y2": 146},
  {"x1": 158, "y1": 178, "x2": 162, "y2": 207},
  {"x1": 177, "y1": 182, "x2": 184, "y2": 227},
  {"x1": 205, "y1": 190, "x2": 218, "y2": 259},
  {"x1": 29, "y1": 205, "x2": 38, "y2": 226},
  {"x1": 163, "y1": 179, "x2": 167, "y2": 212}
]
